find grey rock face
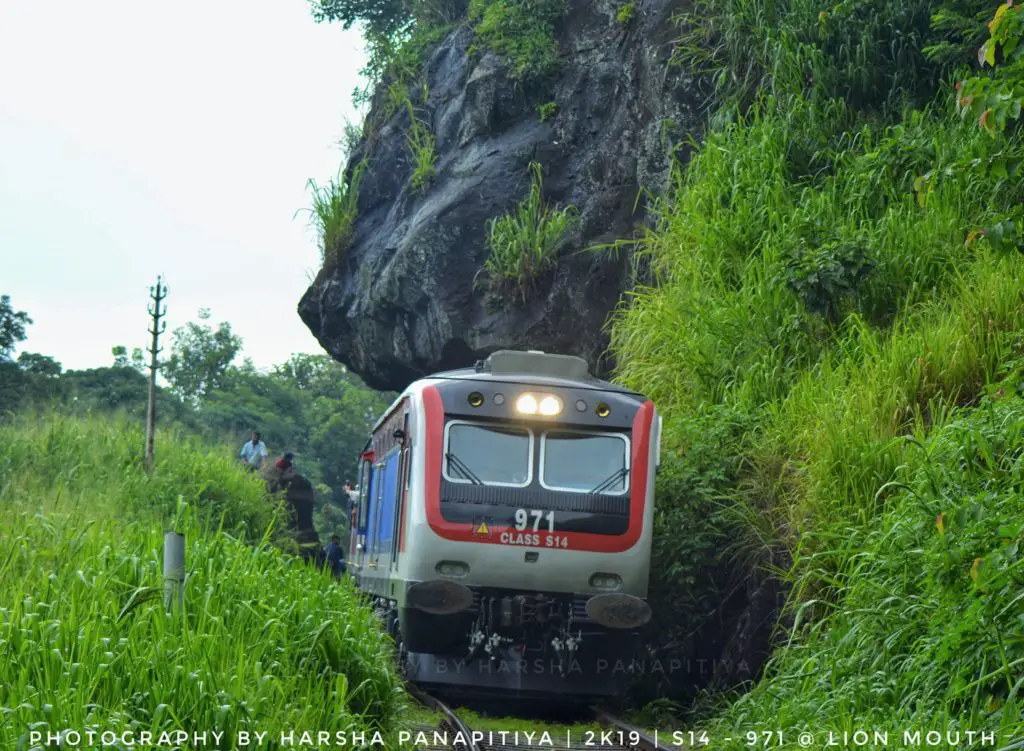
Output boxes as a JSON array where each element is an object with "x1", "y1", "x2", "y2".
[{"x1": 298, "y1": 0, "x2": 706, "y2": 391}]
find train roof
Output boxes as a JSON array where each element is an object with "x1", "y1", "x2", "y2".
[
  {"x1": 368, "y1": 351, "x2": 644, "y2": 435},
  {"x1": 425, "y1": 350, "x2": 642, "y2": 395}
]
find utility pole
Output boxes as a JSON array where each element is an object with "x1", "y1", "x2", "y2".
[{"x1": 145, "y1": 276, "x2": 167, "y2": 473}]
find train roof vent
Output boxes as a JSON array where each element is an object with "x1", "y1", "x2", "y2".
[{"x1": 478, "y1": 350, "x2": 593, "y2": 380}]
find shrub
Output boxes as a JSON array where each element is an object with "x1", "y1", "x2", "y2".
[
  {"x1": 537, "y1": 100, "x2": 558, "y2": 121},
  {"x1": 468, "y1": 0, "x2": 566, "y2": 86},
  {"x1": 478, "y1": 162, "x2": 578, "y2": 300}
]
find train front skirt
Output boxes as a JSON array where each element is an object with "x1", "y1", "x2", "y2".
[{"x1": 404, "y1": 642, "x2": 642, "y2": 700}]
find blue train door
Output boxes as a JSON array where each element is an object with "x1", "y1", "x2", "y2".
[{"x1": 372, "y1": 448, "x2": 400, "y2": 567}]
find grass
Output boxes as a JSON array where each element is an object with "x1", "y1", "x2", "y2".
[
  {"x1": 603, "y1": 0, "x2": 1024, "y2": 735},
  {"x1": 302, "y1": 161, "x2": 365, "y2": 270},
  {"x1": 405, "y1": 99, "x2": 437, "y2": 193},
  {"x1": 478, "y1": 161, "x2": 578, "y2": 301},
  {"x1": 701, "y1": 391, "x2": 1024, "y2": 743},
  {"x1": 0, "y1": 413, "x2": 405, "y2": 747}
]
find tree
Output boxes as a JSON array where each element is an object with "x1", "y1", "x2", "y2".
[
  {"x1": 111, "y1": 345, "x2": 146, "y2": 372},
  {"x1": 162, "y1": 309, "x2": 242, "y2": 401},
  {"x1": 0, "y1": 295, "x2": 32, "y2": 362},
  {"x1": 17, "y1": 352, "x2": 62, "y2": 378},
  {"x1": 311, "y1": 0, "x2": 412, "y2": 36},
  {"x1": 17, "y1": 352, "x2": 63, "y2": 402}
]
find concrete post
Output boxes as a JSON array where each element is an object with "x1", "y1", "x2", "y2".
[{"x1": 163, "y1": 531, "x2": 185, "y2": 612}]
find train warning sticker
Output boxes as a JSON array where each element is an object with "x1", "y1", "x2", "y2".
[{"x1": 474, "y1": 521, "x2": 489, "y2": 535}]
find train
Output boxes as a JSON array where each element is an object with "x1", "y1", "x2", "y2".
[{"x1": 346, "y1": 349, "x2": 661, "y2": 700}]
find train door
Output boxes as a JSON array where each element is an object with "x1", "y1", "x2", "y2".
[
  {"x1": 390, "y1": 415, "x2": 410, "y2": 571},
  {"x1": 372, "y1": 449, "x2": 399, "y2": 568},
  {"x1": 354, "y1": 457, "x2": 375, "y2": 574},
  {"x1": 369, "y1": 460, "x2": 385, "y2": 567}
]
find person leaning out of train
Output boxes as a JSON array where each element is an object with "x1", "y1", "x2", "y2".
[
  {"x1": 239, "y1": 431, "x2": 268, "y2": 471},
  {"x1": 324, "y1": 534, "x2": 346, "y2": 578}
]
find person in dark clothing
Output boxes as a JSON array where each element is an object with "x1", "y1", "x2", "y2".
[{"x1": 324, "y1": 534, "x2": 346, "y2": 577}]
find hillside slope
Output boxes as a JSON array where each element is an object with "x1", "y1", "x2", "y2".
[
  {"x1": 609, "y1": 0, "x2": 1024, "y2": 740},
  {"x1": 0, "y1": 415, "x2": 404, "y2": 747}
]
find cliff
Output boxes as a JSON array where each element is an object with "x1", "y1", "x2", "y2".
[{"x1": 298, "y1": 0, "x2": 705, "y2": 391}]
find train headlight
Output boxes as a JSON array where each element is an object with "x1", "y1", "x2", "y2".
[
  {"x1": 436, "y1": 561, "x2": 470, "y2": 578},
  {"x1": 516, "y1": 393, "x2": 538, "y2": 414},
  {"x1": 589, "y1": 572, "x2": 622, "y2": 590},
  {"x1": 538, "y1": 395, "x2": 562, "y2": 416},
  {"x1": 516, "y1": 393, "x2": 562, "y2": 416},
  {"x1": 468, "y1": 392, "x2": 484, "y2": 407}
]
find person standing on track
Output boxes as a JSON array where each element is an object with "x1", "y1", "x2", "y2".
[{"x1": 239, "y1": 430, "x2": 268, "y2": 471}]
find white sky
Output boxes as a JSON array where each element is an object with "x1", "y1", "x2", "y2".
[{"x1": 0, "y1": 1, "x2": 367, "y2": 371}]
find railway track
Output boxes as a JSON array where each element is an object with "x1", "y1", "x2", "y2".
[{"x1": 405, "y1": 684, "x2": 679, "y2": 751}]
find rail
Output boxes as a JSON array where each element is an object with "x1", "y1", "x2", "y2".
[
  {"x1": 406, "y1": 684, "x2": 680, "y2": 751},
  {"x1": 591, "y1": 706, "x2": 678, "y2": 751},
  {"x1": 406, "y1": 682, "x2": 482, "y2": 751}
]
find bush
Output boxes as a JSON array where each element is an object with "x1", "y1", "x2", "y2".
[{"x1": 468, "y1": 0, "x2": 566, "y2": 86}]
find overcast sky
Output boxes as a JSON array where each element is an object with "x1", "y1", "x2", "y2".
[{"x1": 0, "y1": 1, "x2": 367, "y2": 372}]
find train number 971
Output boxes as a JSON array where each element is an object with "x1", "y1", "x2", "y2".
[{"x1": 514, "y1": 508, "x2": 554, "y2": 532}]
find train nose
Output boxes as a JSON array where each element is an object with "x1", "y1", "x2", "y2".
[{"x1": 584, "y1": 593, "x2": 652, "y2": 629}]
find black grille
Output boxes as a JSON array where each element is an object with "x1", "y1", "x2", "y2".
[{"x1": 441, "y1": 480, "x2": 629, "y2": 515}]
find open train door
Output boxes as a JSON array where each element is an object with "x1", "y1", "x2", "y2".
[{"x1": 352, "y1": 447, "x2": 375, "y2": 575}]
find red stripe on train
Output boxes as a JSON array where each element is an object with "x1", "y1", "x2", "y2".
[{"x1": 422, "y1": 384, "x2": 652, "y2": 553}]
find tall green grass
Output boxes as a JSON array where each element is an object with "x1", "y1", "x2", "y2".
[
  {"x1": 405, "y1": 99, "x2": 437, "y2": 193},
  {"x1": 703, "y1": 391, "x2": 1024, "y2": 744},
  {"x1": 302, "y1": 162, "x2": 365, "y2": 270},
  {"x1": 0, "y1": 414, "x2": 405, "y2": 748},
  {"x1": 479, "y1": 162, "x2": 578, "y2": 301},
  {"x1": 607, "y1": 0, "x2": 1024, "y2": 730}
]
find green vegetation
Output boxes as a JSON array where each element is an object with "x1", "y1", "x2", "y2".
[
  {"x1": 537, "y1": 100, "x2": 557, "y2": 122},
  {"x1": 0, "y1": 413, "x2": 405, "y2": 748},
  {"x1": 616, "y1": 1, "x2": 635, "y2": 25},
  {"x1": 707, "y1": 392, "x2": 1024, "y2": 736},
  {"x1": 311, "y1": 0, "x2": 461, "y2": 105},
  {"x1": 606, "y1": 0, "x2": 1024, "y2": 738},
  {"x1": 468, "y1": 0, "x2": 566, "y2": 86},
  {"x1": 478, "y1": 161, "x2": 578, "y2": 301},
  {"x1": 303, "y1": 162, "x2": 365, "y2": 269},
  {"x1": 405, "y1": 99, "x2": 437, "y2": 192},
  {"x1": 1, "y1": 299, "x2": 393, "y2": 540}
]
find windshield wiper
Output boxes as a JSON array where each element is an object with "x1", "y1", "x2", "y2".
[
  {"x1": 589, "y1": 466, "x2": 628, "y2": 494},
  {"x1": 446, "y1": 452, "x2": 483, "y2": 485}
]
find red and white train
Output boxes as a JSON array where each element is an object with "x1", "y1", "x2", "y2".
[{"x1": 348, "y1": 350, "x2": 661, "y2": 699}]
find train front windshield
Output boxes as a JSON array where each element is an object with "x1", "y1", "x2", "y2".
[{"x1": 444, "y1": 423, "x2": 629, "y2": 493}]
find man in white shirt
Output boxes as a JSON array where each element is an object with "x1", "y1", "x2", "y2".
[{"x1": 240, "y1": 431, "x2": 268, "y2": 470}]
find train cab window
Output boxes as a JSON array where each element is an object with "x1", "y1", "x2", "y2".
[
  {"x1": 443, "y1": 422, "x2": 533, "y2": 487},
  {"x1": 540, "y1": 431, "x2": 630, "y2": 494}
]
